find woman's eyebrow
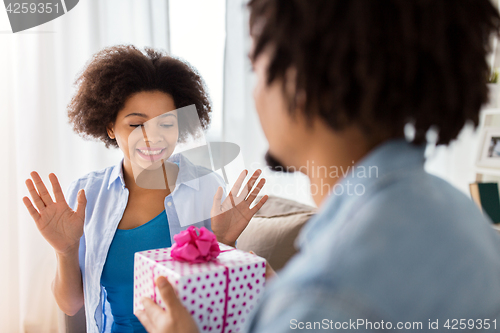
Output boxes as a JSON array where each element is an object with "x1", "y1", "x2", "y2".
[
  {"x1": 124, "y1": 112, "x2": 177, "y2": 118},
  {"x1": 124, "y1": 112, "x2": 147, "y2": 118}
]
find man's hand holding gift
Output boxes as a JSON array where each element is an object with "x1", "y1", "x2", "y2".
[
  {"x1": 136, "y1": 276, "x2": 199, "y2": 333},
  {"x1": 136, "y1": 259, "x2": 277, "y2": 333},
  {"x1": 133, "y1": 226, "x2": 270, "y2": 333}
]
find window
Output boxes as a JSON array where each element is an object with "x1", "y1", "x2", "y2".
[{"x1": 169, "y1": 0, "x2": 226, "y2": 141}]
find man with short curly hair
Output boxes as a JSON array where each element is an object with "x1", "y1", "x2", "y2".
[{"x1": 136, "y1": 1, "x2": 500, "y2": 332}]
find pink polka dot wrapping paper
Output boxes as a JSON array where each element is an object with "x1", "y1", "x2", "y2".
[{"x1": 134, "y1": 243, "x2": 266, "y2": 333}]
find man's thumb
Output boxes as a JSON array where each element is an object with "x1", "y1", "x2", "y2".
[{"x1": 156, "y1": 276, "x2": 181, "y2": 309}]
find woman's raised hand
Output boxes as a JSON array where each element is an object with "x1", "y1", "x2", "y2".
[
  {"x1": 211, "y1": 169, "x2": 268, "y2": 247},
  {"x1": 23, "y1": 172, "x2": 86, "y2": 255}
]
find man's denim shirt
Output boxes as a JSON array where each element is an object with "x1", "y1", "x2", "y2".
[
  {"x1": 246, "y1": 139, "x2": 500, "y2": 332},
  {"x1": 65, "y1": 153, "x2": 225, "y2": 333}
]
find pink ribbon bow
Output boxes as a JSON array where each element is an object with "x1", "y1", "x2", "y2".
[{"x1": 170, "y1": 226, "x2": 221, "y2": 263}]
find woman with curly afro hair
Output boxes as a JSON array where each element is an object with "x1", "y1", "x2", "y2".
[{"x1": 22, "y1": 45, "x2": 268, "y2": 333}]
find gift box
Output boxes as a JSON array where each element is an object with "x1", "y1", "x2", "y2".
[{"x1": 133, "y1": 227, "x2": 266, "y2": 333}]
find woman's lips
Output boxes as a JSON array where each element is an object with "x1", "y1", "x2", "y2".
[{"x1": 136, "y1": 147, "x2": 167, "y2": 162}]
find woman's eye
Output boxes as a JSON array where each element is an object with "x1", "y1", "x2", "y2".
[
  {"x1": 130, "y1": 124, "x2": 144, "y2": 128},
  {"x1": 161, "y1": 124, "x2": 173, "y2": 128}
]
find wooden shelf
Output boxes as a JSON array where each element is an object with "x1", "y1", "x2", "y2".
[{"x1": 475, "y1": 167, "x2": 500, "y2": 178}]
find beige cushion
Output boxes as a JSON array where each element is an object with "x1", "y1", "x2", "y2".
[{"x1": 236, "y1": 196, "x2": 316, "y2": 271}]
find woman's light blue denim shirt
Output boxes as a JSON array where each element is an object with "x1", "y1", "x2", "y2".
[
  {"x1": 65, "y1": 153, "x2": 225, "y2": 333},
  {"x1": 246, "y1": 139, "x2": 500, "y2": 332}
]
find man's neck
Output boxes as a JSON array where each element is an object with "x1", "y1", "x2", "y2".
[{"x1": 302, "y1": 125, "x2": 375, "y2": 207}]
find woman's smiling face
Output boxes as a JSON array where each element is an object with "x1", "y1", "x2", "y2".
[{"x1": 107, "y1": 90, "x2": 179, "y2": 171}]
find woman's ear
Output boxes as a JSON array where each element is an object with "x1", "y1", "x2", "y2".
[{"x1": 107, "y1": 124, "x2": 115, "y2": 140}]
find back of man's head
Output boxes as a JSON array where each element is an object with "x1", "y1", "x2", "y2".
[{"x1": 248, "y1": 0, "x2": 500, "y2": 146}]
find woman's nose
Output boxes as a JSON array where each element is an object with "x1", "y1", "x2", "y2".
[{"x1": 141, "y1": 124, "x2": 164, "y2": 144}]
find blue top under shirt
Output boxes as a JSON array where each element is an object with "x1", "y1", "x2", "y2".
[{"x1": 100, "y1": 210, "x2": 172, "y2": 333}]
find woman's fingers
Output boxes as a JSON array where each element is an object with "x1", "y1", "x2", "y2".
[
  {"x1": 75, "y1": 190, "x2": 87, "y2": 220},
  {"x1": 241, "y1": 169, "x2": 262, "y2": 199},
  {"x1": 229, "y1": 169, "x2": 248, "y2": 199},
  {"x1": 250, "y1": 194, "x2": 268, "y2": 215},
  {"x1": 212, "y1": 186, "x2": 223, "y2": 208},
  {"x1": 245, "y1": 178, "x2": 266, "y2": 203},
  {"x1": 226, "y1": 189, "x2": 237, "y2": 209},
  {"x1": 22, "y1": 196, "x2": 41, "y2": 222},
  {"x1": 49, "y1": 173, "x2": 66, "y2": 204},
  {"x1": 30, "y1": 171, "x2": 54, "y2": 206},
  {"x1": 25, "y1": 178, "x2": 46, "y2": 211}
]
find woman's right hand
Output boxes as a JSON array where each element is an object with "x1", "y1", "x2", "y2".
[{"x1": 23, "y1": 172, "x2": 86, "y2": 255}]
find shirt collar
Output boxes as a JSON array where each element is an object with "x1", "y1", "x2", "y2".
[
  {"x1": 108, "y1": 161, "x2": 126, "y2": 190},
  {"x1": 296, "y1": 138, "x2": 427, "y2": 249},
  {"x1": 107, "y1": 153, "x2": 201, "y2": 191}
]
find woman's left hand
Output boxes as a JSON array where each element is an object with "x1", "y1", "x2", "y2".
[{"x1": 211, "y1": 169, "x2": 268, "y2": 247}]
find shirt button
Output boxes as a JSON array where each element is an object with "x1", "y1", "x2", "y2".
[{"x1": 167, "y1": 202, "x2": 172, "y2": 207}]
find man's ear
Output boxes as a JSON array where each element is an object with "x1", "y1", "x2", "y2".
[{"x1": 106, "y1": 124, "x2": 115, "y2": 140}]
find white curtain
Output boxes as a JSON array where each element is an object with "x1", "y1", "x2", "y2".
[{"x1": 0, "y1": 1, "x2": 170, "y2": 332}]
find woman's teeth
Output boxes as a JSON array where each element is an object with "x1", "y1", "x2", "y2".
[{"x1": 138, "y1": 149, "x2": 163, "y2": 155}]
